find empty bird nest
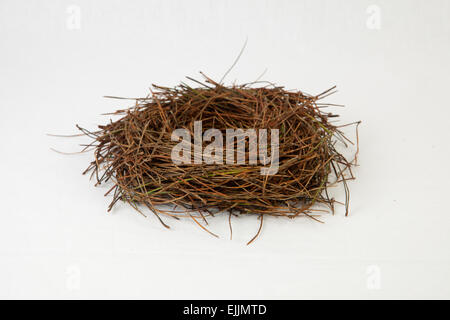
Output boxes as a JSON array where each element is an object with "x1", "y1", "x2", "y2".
[{"x1": 75, "y1": 73, "x2": 359, "y2": 244}]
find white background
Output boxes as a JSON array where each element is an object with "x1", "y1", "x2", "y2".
[{"x1": 1, "y1": 0, "x2": 449, "y2": 299}]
